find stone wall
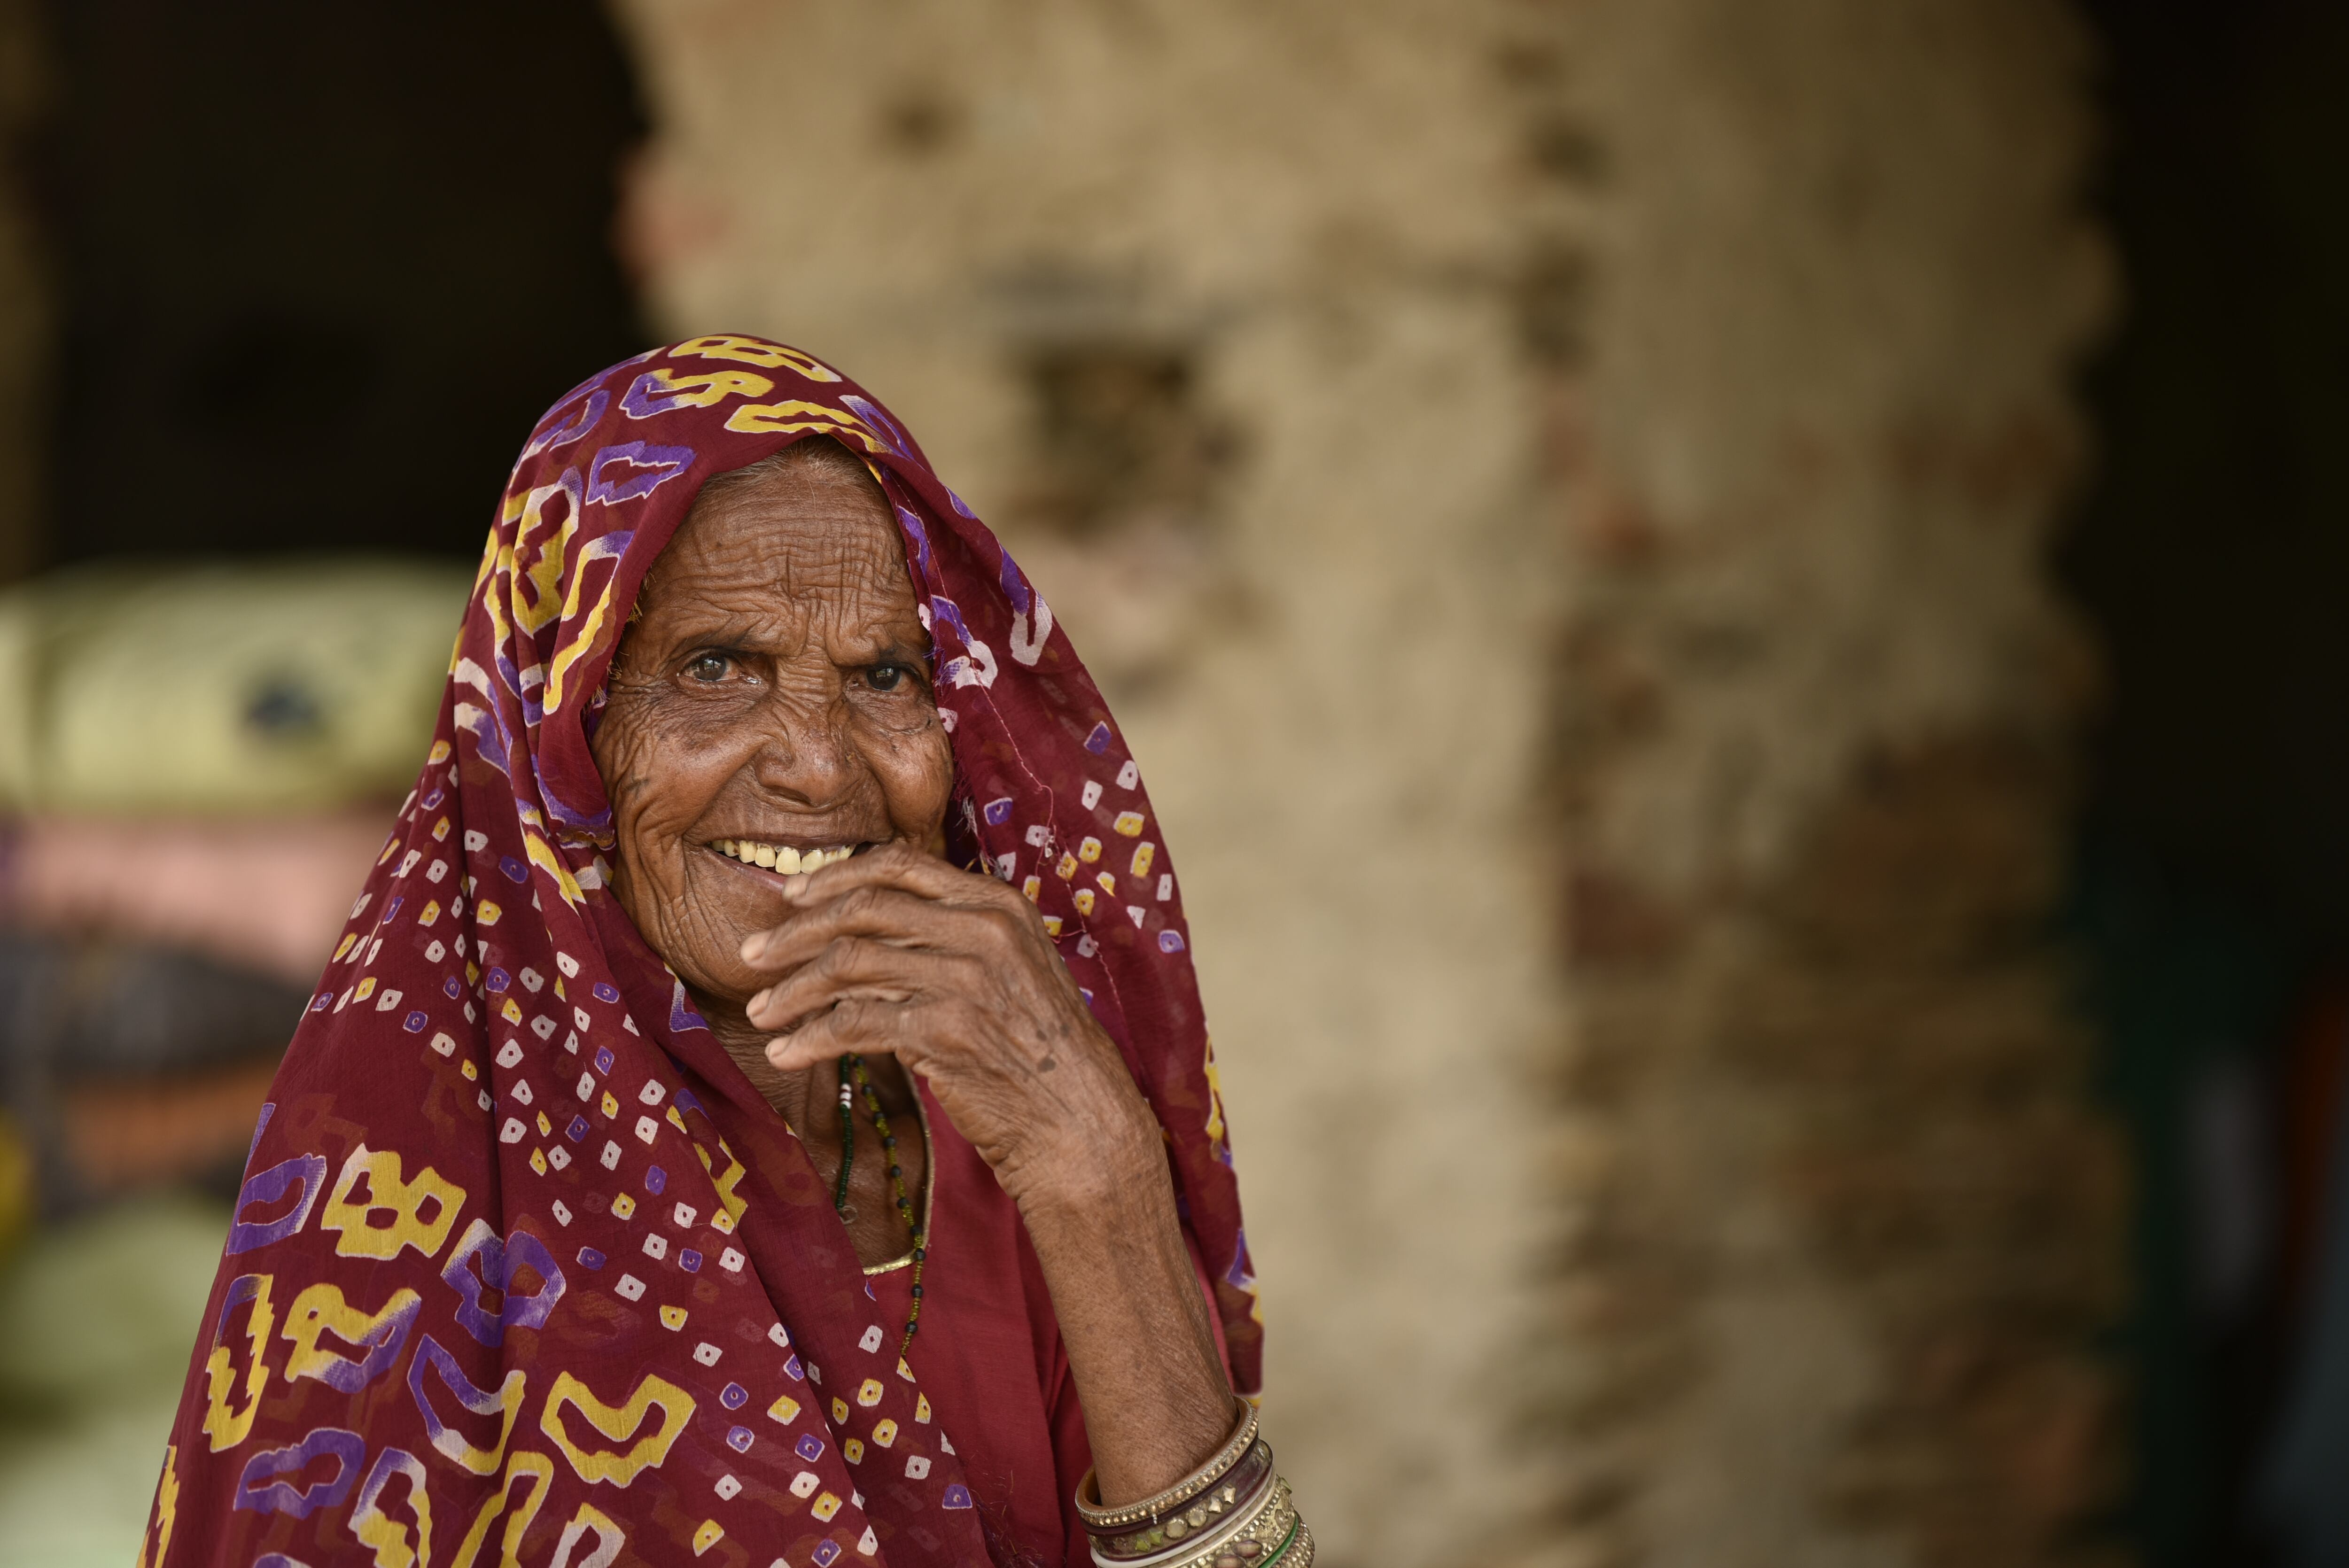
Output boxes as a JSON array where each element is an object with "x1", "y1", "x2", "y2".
[{"x1": 608, "y1": 2, "x2": 2120, "y2": 1563}]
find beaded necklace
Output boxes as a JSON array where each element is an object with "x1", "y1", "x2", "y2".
[{"x1": 831, "y1": 1053, "x2": 927, "y2": 1351}]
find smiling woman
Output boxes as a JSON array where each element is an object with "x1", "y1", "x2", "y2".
[
  {"x1": 591, "y1": 442, "x2": 960, "y2": 1056},
  {"x1": 144, "y1": 340, "x2": 1305, "y2": 1568}
]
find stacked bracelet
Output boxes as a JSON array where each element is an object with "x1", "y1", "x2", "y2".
[
  {"x1": 1076, "y1": 1399, "x2": 1313, "y2": 1568},
  {"x1": 1078, "y1": 1398, "x2": 1259, "y2": 1537}
]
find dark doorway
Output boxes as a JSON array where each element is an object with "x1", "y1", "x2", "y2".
[
  {"x1": 2066, "y1": 2, "x2": 2349, "y2": 1563},
  {"x1": 35, "y1": 0, "x2": 648, "y2": 564}
]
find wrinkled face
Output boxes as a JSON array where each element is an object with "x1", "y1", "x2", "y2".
[{"x1": 591, "y1": 451, "x2": 954, "y2": 1009}]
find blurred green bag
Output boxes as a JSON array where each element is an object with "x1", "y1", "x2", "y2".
[{"x1": 0, "y1": 559, "x2": 472, "y2": 814}]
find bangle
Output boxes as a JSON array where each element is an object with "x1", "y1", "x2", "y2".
[
  {"x1": 1091, "y1": 1475, "x2": 1312, "y2": 1568},
  {"x1": 1077, "y1": 1397, "x2": 1260, "y2": 1534},
  {"x1": 1089, "y1": 1441, "x2": 1275, "y2": 1558},
  {"x1": 1074, "y1": 1398, "x2": 1311, "y2": 1568}
]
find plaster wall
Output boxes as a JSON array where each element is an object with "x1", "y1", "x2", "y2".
[
  {"x1": 1548, "y1": 5, "x2": 2119, "y2": 1565},
  {"x1": 609, "y1": 3, "x2": 2117, "y2": 1563}
]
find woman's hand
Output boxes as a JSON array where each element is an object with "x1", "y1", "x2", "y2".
[
  {"x1": 740, "y1": 843, "x2": 1234, "y2": 1502},
  {"x1": 737, "y1": 843, "x2": 1159, "y2": 1215}
]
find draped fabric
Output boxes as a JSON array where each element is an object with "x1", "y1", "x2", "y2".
[{"x1": 141, "y1": 336, "x2": 1257, "y2": 1568}]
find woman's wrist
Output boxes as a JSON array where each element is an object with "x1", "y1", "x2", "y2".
[
  {"x1": 991, "y1": 1037, "x2": 1167, "y2": 1219},
  {"x1": 1001, "y1": 1100, "x2": 1167, "y2": 1226},
  {"x1": 1008, "y1": 1153, "x2": 1160, "y2": 1249}
]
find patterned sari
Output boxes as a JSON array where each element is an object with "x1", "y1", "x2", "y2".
[{"x1": 140, "y1": 336, "x2": 1257, "y2": 1568}]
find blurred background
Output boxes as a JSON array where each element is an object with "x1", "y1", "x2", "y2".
[{"x1": 0, "y1": 1, "x2": 2342, "y2": 1565}]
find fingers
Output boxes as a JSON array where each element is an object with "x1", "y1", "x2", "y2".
[
  {"x1": 740, "y1": 885, "x2": 1022, "y2": 978},
  {"x1": 738, "y1": 846, "x2": 1042, "y2": 969},
  {"x1": 748, "y1": 935, "x2": 969, "y2": 1032},
  {"x1": 764, "y1": 993, "x2": 965, "y2": 1073},
  {"x1": 764, "y1": 997, "x2": 909, "y2": 1071},
  {"x1": 778, "y1": 842, "x2": 1002, "y2": 917}
]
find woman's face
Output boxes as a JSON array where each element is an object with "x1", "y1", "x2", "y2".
[{"x1": 591, "y1": 451, "x2": 954, "y2": 1010}]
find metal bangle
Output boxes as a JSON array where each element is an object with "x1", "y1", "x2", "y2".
[
  {"x1": 1076, "y1": 1396, "x2": 1260, "y2": 1533},
  {"x1": 1089, "y1": 1475, "x2": 1312, "y2": 1568},
  {"x1": 1089, "y1": 1442, "x2": 1275, "y2": 1560}
]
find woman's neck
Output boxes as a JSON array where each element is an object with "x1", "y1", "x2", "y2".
[
  {"x1": 698, "y1": 988, "x2": 925, "y2": 1130},
  {"x1": 706, "y1": 1001, "x2": 825, "y2": 1133},
  {"x1": 700, "y1": 994, "x2": 931, "y2": 1271}
]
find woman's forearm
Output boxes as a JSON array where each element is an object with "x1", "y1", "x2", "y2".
[{"x1": 1015, "y1": 1143, "x2": 1236, "y2": 1506}]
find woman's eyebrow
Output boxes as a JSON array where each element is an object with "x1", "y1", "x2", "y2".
[
  {"x1": 656, "y1": 613, "x2": 770, "y2": 651},
  {"x1": 842, "y1": 638, "x2": 931, "y2": 667}
]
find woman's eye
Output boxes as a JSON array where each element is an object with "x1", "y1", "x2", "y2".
[
  {"x1": 685, "y1": 653, "x2": 731, "y2": 683},
  {"x1": 867, "y1": 664, "x2": 908, "y2": 692}
]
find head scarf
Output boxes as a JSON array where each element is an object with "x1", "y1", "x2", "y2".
[{"x1": 143, "y1": 335, "x2": 1257, "y2": 1568}]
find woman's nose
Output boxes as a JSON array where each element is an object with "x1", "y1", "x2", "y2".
[{"x1": 747, "y1": 692, "x2": 856, "y2": 801}]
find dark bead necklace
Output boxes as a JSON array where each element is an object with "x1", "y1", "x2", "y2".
[
  {"x1": 832, "y1": 1053, "x2": 926, "y2": 1352},
  {"x1": 832, "y1": 1057, "x2": 859, "y2": 1220}
]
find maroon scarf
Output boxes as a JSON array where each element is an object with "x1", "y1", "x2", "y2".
[{"x1": 142, "y1": 336, "x2": 1257, "y2": 1567}]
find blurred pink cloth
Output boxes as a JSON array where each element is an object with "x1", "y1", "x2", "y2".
[{"x1": 1, "y1": 811, "x2": 388, "y2": 985}]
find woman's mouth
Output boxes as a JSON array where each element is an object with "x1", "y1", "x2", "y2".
[{"x1": 710, "y1": 838, "x2": 863, "y2": 874}]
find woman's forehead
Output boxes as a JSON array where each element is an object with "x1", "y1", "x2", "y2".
[{"x1": 648, "y1": 473, "x2": 916, "y2": 610}]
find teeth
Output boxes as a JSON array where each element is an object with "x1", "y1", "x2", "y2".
[{"x1": 714, "y1": 839, "x2": 854, "y2": 873}]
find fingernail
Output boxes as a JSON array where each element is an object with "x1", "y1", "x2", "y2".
[
  {"x1": 739, "y1": 932, "x2": 764, "y2": 962},
  {"x1": 748, "y1": 988, "x2": 770, "y2": 1015},
  {"x1": 782, "y1": 874, "x2": 809, "y2": 902}
]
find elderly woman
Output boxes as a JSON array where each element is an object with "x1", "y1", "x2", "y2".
[{"x1": 148, "y1": 338, "x2": 1306, "y2": 1568}]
